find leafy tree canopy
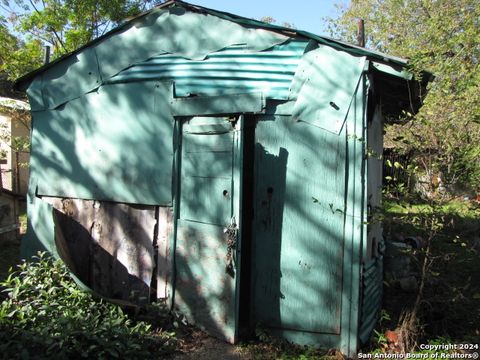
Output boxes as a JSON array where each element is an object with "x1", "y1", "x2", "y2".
[
  {"x1": 326, "y1": 0, "x2": 480, "y2": 194},
  {"x1": 0, "y1": 0, "x2": 161, "y2": 79}
]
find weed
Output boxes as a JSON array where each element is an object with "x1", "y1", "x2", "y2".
[{"x1": 239, "y1": 326, "x2": 339, "y2": 360}]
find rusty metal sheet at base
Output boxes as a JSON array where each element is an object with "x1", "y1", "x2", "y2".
[
  {"x1": 174, "y1": 219, "x2": 236, "y2": 344},
  {"x1": 46, "y1": 196, "x2": 166, "y2": 305}
]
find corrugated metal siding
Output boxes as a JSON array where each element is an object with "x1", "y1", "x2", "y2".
[
  {"x1": 359, "y1": 251, "x2": 384, "y2": 344},
  {"x1": 108, "y1": 40, "x2": 308, "y2": 99}
]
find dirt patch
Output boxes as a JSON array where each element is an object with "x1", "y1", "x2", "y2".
[{"x1": 172, "y1": 330, "x2": 250, "y2": 360}]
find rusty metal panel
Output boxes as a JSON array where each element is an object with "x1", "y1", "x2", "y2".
[{"x1": 47, "y1": 197, "x2": 160, "y2": 305}]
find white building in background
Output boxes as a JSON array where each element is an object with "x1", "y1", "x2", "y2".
[{"x1": 0, "y1": 96, "x2": 30, "y2": 194}]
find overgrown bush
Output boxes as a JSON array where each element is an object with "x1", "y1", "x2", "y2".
[{"x1": 0, "y1": 252, "x2": 176, "y2": 359}]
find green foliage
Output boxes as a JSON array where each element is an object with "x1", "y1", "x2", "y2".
[
  {"x1": 0, "y1": 239, "x2": 20, "y2": 282},
  {"x1": 326, "y1": 0, "x2": 480, "y2": 194},
  {"x1": 1, "y1": 38, "x2": 44, "y2": 80},
  {"x1": 259, "y1": 16, "x2": 296, "y2": 29},
  {"x1": 368, "y1": 163, "x2": 479, "y2": 351},
  {"x1": 0, "y1": 0, "x2": 162, "y2": 79},
  {"x1": 0, "y1": 252, "x2": 176, "y2": 359},
  {"x1": 378, "y1": 197, "x2": 480, "y2": 348}
]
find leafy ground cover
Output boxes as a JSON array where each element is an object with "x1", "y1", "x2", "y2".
[
  {"x1": 368, "y1": 198, "x2": 480, "y2": 352},
  {"x1": 0, "y1": 253, "x2": 177, "y2": 359},
  {"x1": 0, "y1": 251, "x2": 336, "y2": 360}
]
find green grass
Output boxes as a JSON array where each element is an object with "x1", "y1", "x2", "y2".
[{"x1": 383, "y1": 198, "x2": 480, "y2": 220}]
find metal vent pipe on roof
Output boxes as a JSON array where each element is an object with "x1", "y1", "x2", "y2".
[
  {"x1": 44, "y1": 46, "x2": 51, "y2": 65},
  {"x1": 357, "y1": 19, "x2": 365, "y2": 47}
]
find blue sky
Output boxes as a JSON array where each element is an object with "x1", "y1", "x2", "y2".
[
  {"x1": 190, "y1": 0, "x2": 349, "y2": 36},
  {"x1": 1, "y1": 1, "x2": 349, "y2": 38}
]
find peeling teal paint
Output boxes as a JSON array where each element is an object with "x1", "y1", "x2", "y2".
[
  {"x1": 31, "y1": 81, "x2": 173, "y2": 205},
  {"x1": 18, "y1": 1, "x2": 424, "y2": 356},
  {"x1": 110, "y1": 40, "x2": 308, "y2": 100},
  {"x1": 290, "y1": 42, "x2": 366, "y2": 134}
]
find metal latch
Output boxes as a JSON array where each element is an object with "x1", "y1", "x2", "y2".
[{"x1": 224, "y1": 217, "x2": 237, "y2": 277}]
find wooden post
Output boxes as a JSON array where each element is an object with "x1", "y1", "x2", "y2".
[
  {"x1": 15, "y1": 151, "x2": 20, "y2": 193},
  {"x1": 357, "y1": 19, "x2": 365, "y2": 47}
]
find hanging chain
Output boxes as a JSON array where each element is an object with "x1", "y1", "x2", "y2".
[{"x1": 224, "y1": 218, "x2": 237, "y2": 277}]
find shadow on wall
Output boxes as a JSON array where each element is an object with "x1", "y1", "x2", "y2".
[
  {"x1": 251, "y1": 113, "x2": 350, "y2": 339},
  {"x1": 52, "y1": 203, "x2": 154, "y2": 306},
  {"x1": 25, "y1": 81, "x2": 174, "y2": 301},
  {"x1": 252, "y1": 144, "x2": 288, "y2": 328},
  {"x1": 173, "y1": 117, "x2": 238, "y2": 342},
  {"x1": 44, "y1": 196, "x2": 229, "y2": 343},
  {"x1": 31, "y1": 81, "x2": 173, "y2": 206},
  {"x1": 174, "y1": 224, "x2": 234, "y2": 342}
]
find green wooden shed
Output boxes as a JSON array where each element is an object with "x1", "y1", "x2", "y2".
[{"x1": 15, "y1": 1, "x2": 428, "y2": 355}]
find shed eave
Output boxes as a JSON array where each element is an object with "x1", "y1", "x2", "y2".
[{"x1": 371, "y1": 61, "x2": 413, "y2": 81}]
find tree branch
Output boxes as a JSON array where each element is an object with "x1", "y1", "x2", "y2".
[
  {"x1": 25, "y1": 29, "x2": 53, "y2": 45},
  {"x1": 28, "y1": 0, "x2": 67, "y2": 52}
]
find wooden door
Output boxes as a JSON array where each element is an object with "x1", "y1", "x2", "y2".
[
  {"x1": 252, "y1": 115, "x2": 346, "y2": 336},
  {"x1": 175, "y1": 116, "x2": 242, "y2": 343}
]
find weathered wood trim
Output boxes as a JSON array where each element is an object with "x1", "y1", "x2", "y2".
[
  {"x1": 340, "y1": 72, "x2": 367, "y2": 356},
  {"x1": 170, "y1": 92, "x2": 265, "y2": 116},
  {"x1": 156, "y1": 207, "x2": 173, "y2": 299}
]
